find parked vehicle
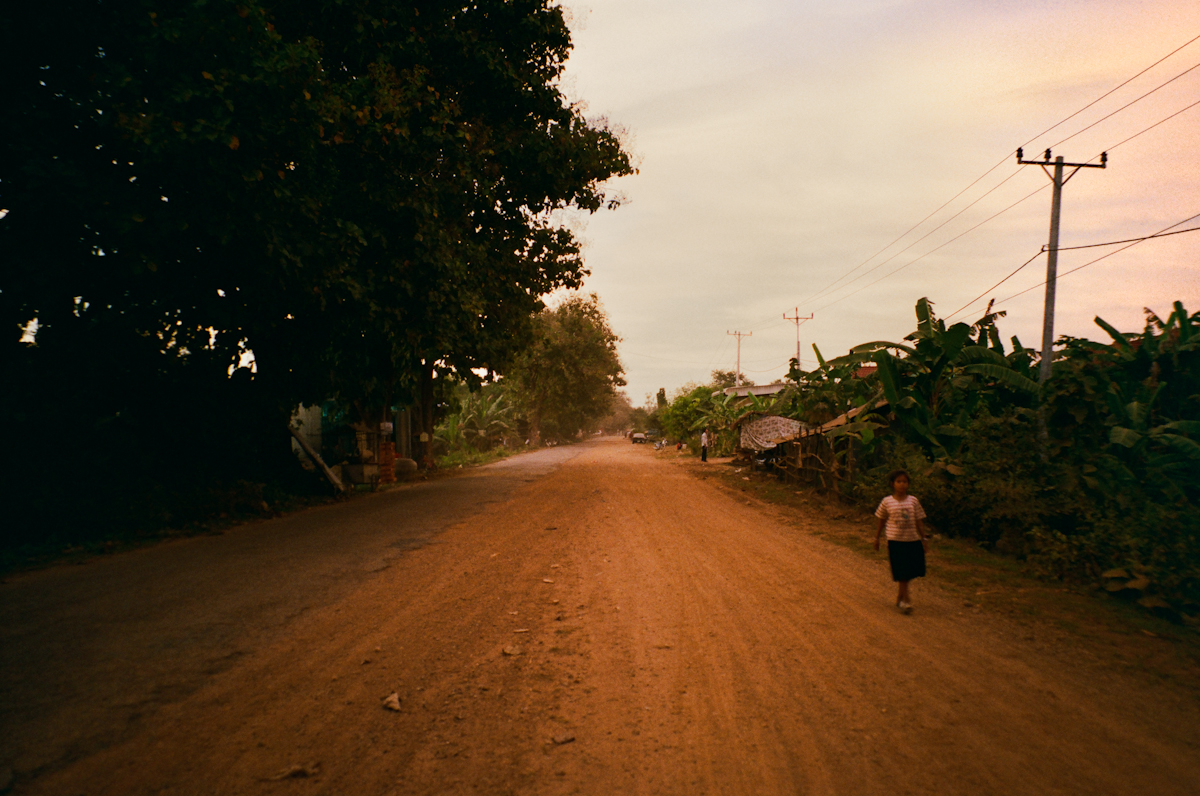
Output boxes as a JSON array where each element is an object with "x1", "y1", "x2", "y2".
[{"x1": 631, "y1": 432, "x2": 647, "y2": 444}]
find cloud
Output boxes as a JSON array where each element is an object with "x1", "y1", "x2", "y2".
[{"x1": 563, "y1": 0, "x2": 1200, "y2": 399}]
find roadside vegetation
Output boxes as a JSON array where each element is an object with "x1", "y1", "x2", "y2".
[
  {"x1": 651, "y1": 299, "x2": 1200, "y2": 620},
  {"x1": 433, "y1": 293, "x2": 625, "y2": 464}
]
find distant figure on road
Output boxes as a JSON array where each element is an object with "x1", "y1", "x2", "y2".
[
  {"x1": 873, "y1": 469, "x2": 927, "y2": 614},
  {"x1": 700, "y1": 428, "x2": 709, "y2": 462}
]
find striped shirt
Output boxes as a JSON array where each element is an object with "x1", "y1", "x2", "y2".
[{"x1": 875, "y1": 495, "x2": 926, "y2": 542}]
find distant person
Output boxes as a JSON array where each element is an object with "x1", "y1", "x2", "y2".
[
  {"x1": 873, "y1": 469, "x2": 928, "y2": 614},
  {"x1": 700, "y1": 428, "x2": 709, "y2": 462}
]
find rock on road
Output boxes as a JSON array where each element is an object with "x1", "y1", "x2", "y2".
[{"x1": 3, "y1": 438, "x2": 1199, "y2": 795}]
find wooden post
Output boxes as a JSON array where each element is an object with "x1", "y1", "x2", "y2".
[{"x1": 289, "y1": 425, "x2": 347, "y2": 492}]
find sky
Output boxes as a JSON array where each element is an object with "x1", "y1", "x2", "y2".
[{"x1": 554, "y1": 0, "x2": 1200, "y2": 406}]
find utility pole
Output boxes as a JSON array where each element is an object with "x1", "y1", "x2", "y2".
[
  {"x1": 727, "y1": 330, "x2": 752, "y2": 387},
  {"x1": 783, "y1": 308, "x2": 813, "y2": 372},
  {"x1": 1016, "y1": 147, "x2": 1107, "y2": 383}
]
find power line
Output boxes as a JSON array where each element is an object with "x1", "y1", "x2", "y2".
[
  {"x1": 792, "y1": 160, "x2": 1014, "y2": 308},
  {"x1": 1027, "y1": 32, "x2": 1200, "y2": 147},
  {"x1": 812, "y1": 181, "x2": 1050, "y2": 313},
  {"x1": 622, "y1": 349, "x2": 730, "y2": 366},
  {"x1": 1056, "y1": 225, "x2": 1200, "y2": 251},
  {"x1": 801, "y1": 168, "x2": 1028, "y2": 308},
  {"x1": 1105, "y1": 96, "x2": 1200, "y2": 152},
  {"x1": 947, "y1": 249, "x2": 1046, "y2": 320},
  {"x1": 945, "y1": 94, "x2": 1200, "y2": 326},
  {"x1": 789, "y1": 32, "x2": 1200, "y2": 313},
  {"x1": 993, "y1": 212, "x2": 1200, "y2": 307},
  {"x1": 823, "y1": 65, "x2": 1200, "y2": 324},
  {"x1": 949, "y1": 224, "x2": 1200, "y2": 321},
  {"x1": 1049, "y1": 58, "x2": 1200, "y2": 149},
  {"x1": 742, "y1": 358, "x2": 795, "y2": 374}
]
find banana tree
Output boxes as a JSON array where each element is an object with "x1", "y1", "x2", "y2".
[
  {"x1": 690, "y1": 391, "x2": 758, "y2": 455},
  {"x1": 460, "y1": 390, "x2": 514, "y2": 450},
  {"x1": 853, "y1": 298, "x2": 1038, "y2": 460}
]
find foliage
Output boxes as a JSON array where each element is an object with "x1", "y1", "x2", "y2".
[
  {"x1": 656, "y1": 384, "x2": 716, "y2": 443},
  {"x1": 597, "y1": 392, "x2": 637, "y2": 434},
  {"x1": 851, "y1": 299, "x2": 1038, "y2": 461},
  {"x1": 508, "y1": 293, "x2": 626, "y2": 442},
  {"x1": 436, "y1": 445, "x2": 516, "y2": 470},
  {"x1": 709, "y1": 370, "x2": 753, "y2": 389},
  {"x1": 847, "y1": 301, "x2": 1199, "y2": 612},
  {"x1": 459, "y1": 389, "x2": 516, "y2": 452},
  {"x1": 1, "y1": 0, "x2": 631, "y2": 546},
  {"x1": 435, "y1": 381, "x2": 516, "y2": 453},
  {"x1": 1030, "y1": 302, "x2": 1200, "y2": 608}
]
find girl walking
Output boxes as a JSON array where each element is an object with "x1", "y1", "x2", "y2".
[{"x1": 873, "y1": 469, "x2": 928, "y2": 614}]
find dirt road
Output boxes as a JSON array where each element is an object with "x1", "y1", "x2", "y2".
[{"x1": 5, "y1": 438, "x2": 1199, "y2": 794}]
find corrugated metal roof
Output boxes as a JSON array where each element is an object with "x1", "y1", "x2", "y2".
[{"x1": 721, "y1": 382, "x2": 789, "y2": 397}]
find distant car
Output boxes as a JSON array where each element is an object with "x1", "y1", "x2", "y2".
[{"x1": 631, "y1": 432, "x2": 647, "y2": 444}]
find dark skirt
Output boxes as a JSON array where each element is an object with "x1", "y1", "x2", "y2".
[{"x1": 887, "y1": 540, "x2": 926, "y2": 582}]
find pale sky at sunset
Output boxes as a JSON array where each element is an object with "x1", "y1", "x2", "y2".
[{"x1": 558, "y1": 0, "x2": 1200, "y2": 405}]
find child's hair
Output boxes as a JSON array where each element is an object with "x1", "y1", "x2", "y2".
[{"x1": 887, "y1": 469, "x2": 910, "y2": 486}]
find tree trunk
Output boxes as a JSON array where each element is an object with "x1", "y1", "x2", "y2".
[
  {"x1": 528, "y1": 406, "x2": 541, "y2": 447},
  {"x1": 420, "y1": 358, "x2": 435, "y2": 469}
]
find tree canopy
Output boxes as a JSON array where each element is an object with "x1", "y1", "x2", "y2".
[
  {"x1": 1, "y1": 0, "x2": 632, "y2": 545},
  {"x1": 510, "y1": 293, "x2": 625, "y2": 441}
]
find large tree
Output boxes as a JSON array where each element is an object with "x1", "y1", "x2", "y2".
[
  {"x1": 1, "y1": 0, "x2": 631, "y2": 542},
  {"x1": 510, "y1": 293, "x2": 625, "y2": 442}
]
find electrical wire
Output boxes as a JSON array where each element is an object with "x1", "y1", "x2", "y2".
[
  {"x1": 946, "y1": 249, "x2": 1046, "y2": 320},
  {"x1": 743, "y1": 361, "x2": 793, "y2": 374},
  {"x1": 622, "y1": 349, "x2": 731, "y2": 366},
  {"x1": 698, "y1": 34, "x2": 1200, "y2": 364},
  {"x1": 1028, "y1": 32, "x2": 1200, "y2": 147},
  {"x1": 1104, "y1": 96, "x2": 1200, "y2": 152},
  {"x1": 799, "y1": 168, "x2": 1029, "y2": 308},
  {"x1": 1054, "y1": 225, "x2": 1200, "y2": 251},
  {"x1": 787, "y1": 32, "x2": 1200, "y2": 314},
  {"x1": 1049, "y1": 58, "x2": 1200, "y2": 149},
  {"x1": 947, "y1": 99, "x2": 1200, "y2": 321},
  {"x1": 993, "y1": 212, "x2": 1200, "y2": 307},
  {"x1": 791, "y1": 160, "x2": 1014, "y2": 308},
  {"x1": 811, "y1": 181, "x2": 1050, "y2": 313}
]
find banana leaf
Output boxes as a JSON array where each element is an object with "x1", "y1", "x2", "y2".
[
  {"x1": 1094, "y1": 315, "x2": 1134, "y2": 353},
  {"x1": 1109, "y1": 427, "x2": 1142, "y2": 448},
  {"x1": 959, "y1": 363, "x2": 1039, "y2": 393}
]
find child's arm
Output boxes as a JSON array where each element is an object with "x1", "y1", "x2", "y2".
[
  {"x1": 917, "y1": 517, "x2": 927, "y2": 546},
  {"x1": 874, "y1": 516, "x2": 885, "y2": 551}
]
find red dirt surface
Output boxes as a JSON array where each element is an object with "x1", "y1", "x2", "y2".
[{"x1": 7, "y1": 438, "x2": 1200, "y2": 795}]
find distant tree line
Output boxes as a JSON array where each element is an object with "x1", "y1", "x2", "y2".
[{"x1": 0, "y1": 0, "x2": 631, "y2": 549}]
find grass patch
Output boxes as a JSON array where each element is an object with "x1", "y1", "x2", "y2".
[{"x1": 436, "y1": 446, "x2": 522, "y2": 470}]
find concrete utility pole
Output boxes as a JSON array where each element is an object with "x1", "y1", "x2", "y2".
[
  {"x1": 783, "y1": 308, "x2": 813, "y2": 371},
  {"x1": 727, "y1": 330, "x2": 752, "y2": 387},
  {"x1": 1016, "y1": 147, "x2": 1107, "y2": 383}
]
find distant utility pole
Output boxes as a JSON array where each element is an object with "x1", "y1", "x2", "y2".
[
  {"x1": 727, "y1": 330, "x2": 752, "y2": 387},
  {"x1": 783, "y1": 308, "x2": 813, "y2": 371},
  {"x1": 1016, "y1": 147, "x2": 1107, "y2": 383}
]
